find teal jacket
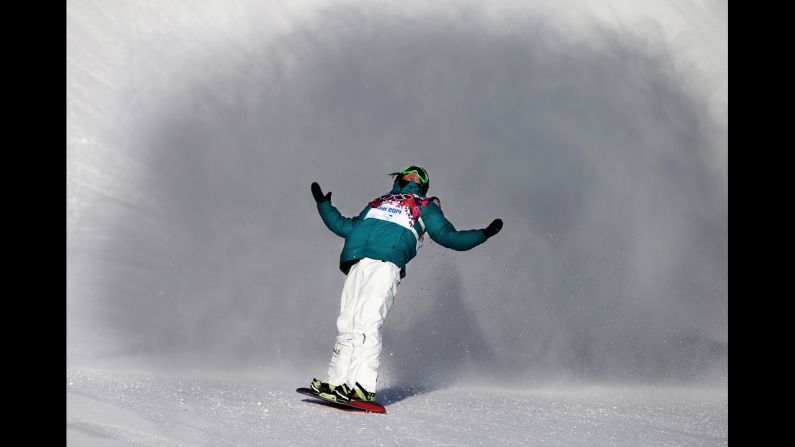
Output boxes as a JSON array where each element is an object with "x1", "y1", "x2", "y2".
[{"x1": 317, "y1": 179, "x2": 487, "y2": 278}]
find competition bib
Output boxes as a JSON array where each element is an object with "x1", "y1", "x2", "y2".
[{"x1": 365, "y1": 193, "x2": 436, "y2": 250}]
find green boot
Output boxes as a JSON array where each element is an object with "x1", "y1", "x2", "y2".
[
  {"x1": 351, "y1": 382, "x2": 376, "y2": 402},
  {"x1": 312, "y1": 379, "x2": 351, "y2": 403},
  {"x1": 331, "y1": 383, "x2": 352, "y2": 402},
  {"x1": 310, "y1": 378, "x2": 332, "y2": 395}
]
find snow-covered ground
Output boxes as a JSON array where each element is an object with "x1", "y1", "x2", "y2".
[{"x1": 67, "y1": 368, "x2": 727, "y2": 446}]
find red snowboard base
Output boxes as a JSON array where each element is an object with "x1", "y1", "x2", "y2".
[{"x1": 296, "y1": 387, "x2": 386, "y2": 414}]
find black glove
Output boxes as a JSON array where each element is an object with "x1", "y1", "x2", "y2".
[
  {"x1": 311, "y1": 182, "x2": 332, "y2": 203},
  {"x1": 483, "y1": 219, "x2": 503, "y2": 238}
]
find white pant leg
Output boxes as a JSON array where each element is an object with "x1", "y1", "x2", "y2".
[
  {"x1": 346, "y1": 258, "x2": 400, "y2": 393},
  {"x1": 325, "y1": 261, "x2": 362, "y2": 386}
]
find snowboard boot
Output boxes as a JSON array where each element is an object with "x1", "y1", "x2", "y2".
[
  {"x1": 350, "y1": 382, "x2": 377, "y2": 402},
  {"x1": 332, "y1": 383, "x2": 353, "y2": 403},
  {"x1": 312, "y1": 378, "x2": 352, "y2": 403},
  {"x1": 310, "y1": 378, "x2": 333, "y2": 395}
]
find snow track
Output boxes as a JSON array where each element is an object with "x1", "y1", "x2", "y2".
[{"x1": 68, "y1": 368, "x2": 727, "y2": 446}]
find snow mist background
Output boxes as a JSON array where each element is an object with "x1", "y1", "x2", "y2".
[{"x1": 67, "y1": 0, "x2": 727, "y2": 388}]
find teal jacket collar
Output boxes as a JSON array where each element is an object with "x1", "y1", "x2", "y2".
[{"x1": 390, "y1": 178, "x2": 425, "y2": 195}]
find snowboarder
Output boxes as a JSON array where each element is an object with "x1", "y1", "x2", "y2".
[{"x1": 308, "y1": 165, "x2": 503, "y2": 403}]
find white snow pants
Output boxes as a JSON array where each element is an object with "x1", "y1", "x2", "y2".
[{"x1": 326, "y1": 257, "x2": 401, "y2": 393}]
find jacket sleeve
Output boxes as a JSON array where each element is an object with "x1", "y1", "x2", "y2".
[
  {"x1": 421, "y1": 201, "x2": 487, "y2": 251},
  {"x1": 317, "y1": 200, "x2": 357, "y2": 238}
]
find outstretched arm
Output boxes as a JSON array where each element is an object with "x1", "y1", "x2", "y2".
[
  {"x1": 312, "y1": 182, "x2": 356, "y2": 238},
  {"x1": 422, "y1": 201, "x2": 502, "y2": 251}
]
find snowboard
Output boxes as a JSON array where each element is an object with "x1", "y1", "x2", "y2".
[{"x1": 296, "y1": 387, "x2": 386, "y2": 414}]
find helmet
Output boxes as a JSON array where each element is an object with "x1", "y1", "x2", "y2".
[{"x1": 398, "y1": 165, "x2": 430, "y2": 194}]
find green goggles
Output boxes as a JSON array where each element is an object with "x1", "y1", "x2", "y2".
[{"x1": 400, "y1": 165, "x2": 429, "y2": 185}]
